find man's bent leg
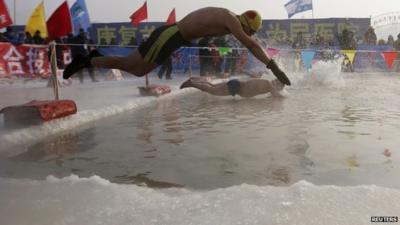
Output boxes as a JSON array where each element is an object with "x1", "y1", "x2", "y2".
[
  {"x1": 63, "y1": 54, "x2": 91, "y2": 79},
  {"x1": 63, "y1": 50, "x2": 103, "y2": 79},
  {"x1": 180, "y1": 78, "x2": 231, "y2": 96},
  {"x1": 91, "y1": 50, "x2": 158, "y2": 77}
]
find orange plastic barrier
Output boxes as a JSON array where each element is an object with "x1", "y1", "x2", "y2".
[{"x1": 1, "y1": 100, "x2": 77, "y2": 127}]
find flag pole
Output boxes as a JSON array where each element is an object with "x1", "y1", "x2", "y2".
[
  {"x1": 50, "y1": 41, "x2": 60, "y2": 100},
  {"x1": 13, "y1": 0, "x2": 16, "y2": 24},
  {"x1": 312, "y1": 0, "x2": 314, "y2": 18}
]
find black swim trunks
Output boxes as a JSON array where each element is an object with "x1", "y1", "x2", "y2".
[
  {"x1": 138, "y1": 24, "x2": 191, "y2": 65},
  {"x1": 226, "y1": 79, "x2": 241, "y2": 96}
]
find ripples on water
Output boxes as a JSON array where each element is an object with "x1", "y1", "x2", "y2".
[{"x1": 1, "y1": 71, "x2": 400, "y2": 189}]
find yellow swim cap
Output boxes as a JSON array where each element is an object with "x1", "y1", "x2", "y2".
[{"x1": 239, "y1": 10, "x2": 262, "y2": 32}]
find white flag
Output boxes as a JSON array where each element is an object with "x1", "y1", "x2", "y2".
[{"x1": 285, "y1": 0, "x2": 313, "y2": 18}]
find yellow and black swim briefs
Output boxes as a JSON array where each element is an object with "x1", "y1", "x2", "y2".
[{"x1": 138, "y1": 24, "x2": 190, "y2": 65}]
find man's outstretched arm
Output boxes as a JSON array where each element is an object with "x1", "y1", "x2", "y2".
[{"x1": 225, "y1": 13, "x2": 291, "y2": 85}]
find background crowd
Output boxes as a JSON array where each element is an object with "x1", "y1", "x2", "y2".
[{"x1": 1, "y1": 23, "x2": 400, "y2": 79}]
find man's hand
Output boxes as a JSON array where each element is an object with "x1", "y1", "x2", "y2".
[{"x1": 266, "y1": 59, "x2": 291, "y2": 86}]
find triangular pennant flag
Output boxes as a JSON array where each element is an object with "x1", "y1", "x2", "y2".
[
  {"x1": 266, "y1": 47, "x2": 280, "y2": 58},
  {"x1": 130, "y1": 1, "x2": 147, "y2": 27},
  {"x1": 25, "y1": 1, "x2": 48, "y2": 37},
  {"x1": 301, "y1": 50, "x2": 315, "y2": 70},
  {"x1": 340, "y1": 50, "x2": 357, "y2": 64},
  {"x1": 47, "y1": 1, "x2": 73, "y2": 40},
  {"x1": 381, "y1": 51, "x2": 398, "y2": 69},
  {"x1": 70, "y1": 0, "x2": 92, "y2": 35},
  {"x1": 0, "y1": 0, "x2": 13, "y2": 29},
  {"x1": 166, "y1": 8, "x2": 176, "y2": 25},
  {"x1": 218, "y1": 47, "x2": 232, "y2": 56}
]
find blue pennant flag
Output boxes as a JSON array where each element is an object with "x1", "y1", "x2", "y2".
[
  {"x1": 70, "y1": 0, "x2": 91, "y2": 34},
  {"x1": 301, "y1": 50, "x2": 316, "y2": 70},
  {"x1": 284, "y1": 0, "x2": 313, "y2": 18}
]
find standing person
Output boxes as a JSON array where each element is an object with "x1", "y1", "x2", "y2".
[
  {"x1": 24, "y1": 32, "x2": 34, "y2": 44},
  {"x1": 157, "y1": 55, "x2": 173, "y2": 79},
  {"x1": 224, "y1": 35, "x2": 239, "y2": 76},
  {"x1": 363, "y1": 26, "x2": 377, "y2": 45},
  {"x1": 209, "y1": 38, "x2": 223, "y2": 75},
  {"x1": 64, "y1": 7, "x2": 291, "y2": 86},
  {"x1": 394, "y1": 33, "x2": 400, "y2": 72},
  {"x1": 3, "y1": 27, "x2": 18, "y2": 44},
  {"x1": 32, "y1": 30, "x2": 45, "y2": 44},
  {"x1": 198, "y1": 37, "x2": 212, "y2": 76},
  {"x1": 292, "y1": 31, "x2": 306, "y2": 49}
]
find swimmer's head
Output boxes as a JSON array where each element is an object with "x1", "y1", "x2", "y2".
[
  {"x1": 271, "y1": 79, "x2": 284, "y2": 91},
  {"x1": 270, "y1": 79, "x2": 286, "y2": 97},
  {"x1": 239, "y1": 10, "x2": 262, "y2": 35}
]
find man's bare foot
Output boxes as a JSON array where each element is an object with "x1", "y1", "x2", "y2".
[
  {"x1": 180, "y1": 77, "x2": 211, "y2": 89},
  {"x1": 180, "y1": 78, "x2": 193, "y2": 89}
]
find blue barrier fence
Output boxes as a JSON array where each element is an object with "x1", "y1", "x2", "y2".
[{"x1": 95, "y1": 44, "x2": 398, "y2": 73}]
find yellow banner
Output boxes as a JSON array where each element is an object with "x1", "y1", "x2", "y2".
[
  {"x1": 25, "y1": 1, "x2": 47, "y2": 37},
  {"x1": 340, "y1": 50, "x2": 357, "y2": 64}
]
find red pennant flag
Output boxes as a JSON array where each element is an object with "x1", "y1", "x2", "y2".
[
  {"x1": 0, "y1": 0, "x2": 13, "y2": 29},
  {"x1": 46, "y1": 1, "x2": 72, "y2": 40},
  {"x1": 266, "y1": 47, "x2": 279, "y2": 58},
  {"x1": 166, "y1": 8, "x2": 176, "y2": 25},
  {"x1": 381, "y1": 51, "x2": 398, "y2": 69},
  {"x1": 130, "y1": 1, "x2": 147, "y2": 27}
]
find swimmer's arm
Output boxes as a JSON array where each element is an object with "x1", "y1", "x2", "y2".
[{"x1": 225, "y1": 13, "x2": 271, "y2": 65}]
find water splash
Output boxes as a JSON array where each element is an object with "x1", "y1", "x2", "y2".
[{"x1": 290, "y1": 58, "x2": 345, "y2": 88}]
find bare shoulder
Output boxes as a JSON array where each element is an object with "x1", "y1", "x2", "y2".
[
  {"x1": 190, "y1": 7, "x2": 235, "y2": 19},
  {"x1": 202, "y1": 7, "x2": 233, "y2": 14},
  {"x1": 178, "y1": 7, "x2": 240, "y2": 39}
]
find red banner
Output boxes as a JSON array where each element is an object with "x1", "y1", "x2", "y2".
[{"x1": 0, "y1": 43, "x2": 51, "y2": 78}]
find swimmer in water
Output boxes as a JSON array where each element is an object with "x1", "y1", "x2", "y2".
[
  {"x1": 180, "y1": 76, "x2": 285, "y2": 98},
  {"x1": 63, "y1": 7, "x2": 291, "y2": 86}
]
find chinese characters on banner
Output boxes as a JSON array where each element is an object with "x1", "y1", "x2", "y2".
[
  {"x1": 90, "y1": 18, "x2": 370, "y2": 47},
  {"x1": 0, "y1": 43, "x2": 51, "y2": 78}
]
